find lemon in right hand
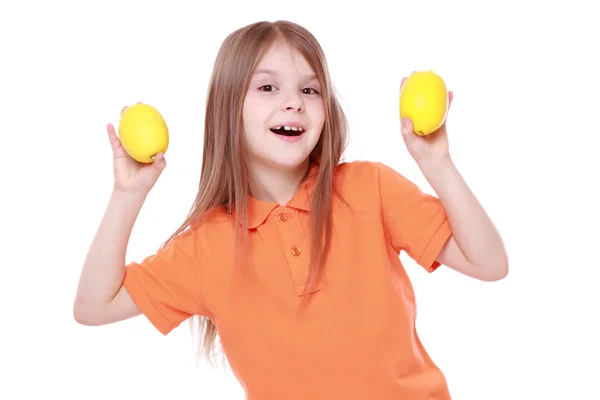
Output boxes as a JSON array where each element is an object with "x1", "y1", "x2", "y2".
[
  {"x1": 118, "y1": 103, "x2": 169, "y2": 163},
  {"x1": 399, "y1": 70, "x2": 448, "y2": 136}
]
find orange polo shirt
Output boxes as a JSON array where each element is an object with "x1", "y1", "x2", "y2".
[{"x1": 123, "y1": 160, "x2": 453, "y2": 399}]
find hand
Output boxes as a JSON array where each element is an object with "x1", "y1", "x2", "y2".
[
  {"x1": 107, "y1": 104, "x2": 167, "y2": 197},
  {"x1": 400, "y1": 76, "x2": 454, "y2": 165}
]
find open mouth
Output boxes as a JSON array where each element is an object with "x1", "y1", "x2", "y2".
[{"x1": 270, "y1": 126, "x2": 305, "y2": 137}]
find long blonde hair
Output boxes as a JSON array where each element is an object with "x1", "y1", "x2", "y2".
[{"x1": 162, "y1": 20, "x2": 349, "y2": 364}]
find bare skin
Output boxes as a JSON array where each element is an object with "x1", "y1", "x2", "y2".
[{"x1": 73, "y1": 104, "x2": 166, "y2": 326}]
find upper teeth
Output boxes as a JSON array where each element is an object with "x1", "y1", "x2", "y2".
[{"x1": 273, "y1": 126, "x2": 304, "y2": 132}]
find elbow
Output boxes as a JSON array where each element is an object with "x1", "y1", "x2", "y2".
[
  {"x1": 484, "y1": 268, "x2": 508, "y2": 282},
  {"x1": 73, "y1": 302, "x2": 89, "y2": 326},
  {"x1": 73, "y1": 310, "x2": 90, "y2": 326},
  {"x1": 482, "y1": 259, "x2": 509, "y2": 282},
  {"x1": 73, "y1": 297, "x2": 98, "y2": 326},
  {"x1": 73, "y1": 307, "x2": 88, "y2": 326}
]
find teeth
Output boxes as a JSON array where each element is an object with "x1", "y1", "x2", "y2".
[{"x1": 271, "y1": 125, "x2": 304, "y2": 132}]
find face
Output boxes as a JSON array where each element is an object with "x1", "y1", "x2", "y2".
[{"x1": 242, "y1": 40, "x2": 325, "y2": 174}]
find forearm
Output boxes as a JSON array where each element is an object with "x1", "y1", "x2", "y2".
[
  {"x1": 418, "y1": 157, "x2": 508, "y2": 272},
  {"x1": 74, "y1": 190, "x2": 146, "y2": 314}
]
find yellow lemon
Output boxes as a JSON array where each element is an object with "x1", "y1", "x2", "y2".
[
  {"x1": 118, "y1": 103, "x2": 169, "y2": 163},
  {"x1": 399, "y1": 70, "x2": 448, "y2": 136}
]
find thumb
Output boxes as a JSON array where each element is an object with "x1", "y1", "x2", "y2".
[
  {"x1": 151, "y1": 152, "x2": 167, "y2": 174},
  {"x1": 401, "y1": 117, "x2": 414, "y2": 137}
]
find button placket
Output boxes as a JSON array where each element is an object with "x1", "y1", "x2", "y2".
[
  {"x1": 290, "y1": 245, "x2": 301, "y2": 256},
  {"x1": 274, "y1": 208, "x2": 319, "y2": 296}
]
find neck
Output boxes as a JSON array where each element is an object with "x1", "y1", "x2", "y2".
[{"x1": 249, "y1": 160, "x2": 310, "y2": 205}]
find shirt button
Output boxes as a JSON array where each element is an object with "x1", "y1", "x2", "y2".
[
  {"x1": 278, "y1": 213, "x2": 288, "y2": 222},
  {"x1": 291, "y1": 246, "x2": 301, "y2": 256}
]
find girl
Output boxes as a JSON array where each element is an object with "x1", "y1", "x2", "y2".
[{"x1": 74, "y1": 20, "x2": 508, "y2": 399}]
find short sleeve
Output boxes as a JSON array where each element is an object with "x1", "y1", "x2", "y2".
[
  {"x1": 122, "y1": 227, "x2": 207, "y2": 335},
  {"x1": 376, "y1": 162, "x2": 452, "y2": 272}
]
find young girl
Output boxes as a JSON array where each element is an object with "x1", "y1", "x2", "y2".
[{"x1": 74, "y1": 20, "x2": 508, "y2": 399}]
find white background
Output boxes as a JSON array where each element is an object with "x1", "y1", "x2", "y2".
[{"x1": 1, "y1": 0, "x2": 599, "y2": 399}]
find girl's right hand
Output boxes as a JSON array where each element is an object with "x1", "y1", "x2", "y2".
[{"x1": 107, "y1": 104, "x2": 167, "y2": 197}]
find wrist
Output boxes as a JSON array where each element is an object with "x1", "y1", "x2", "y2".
[
  {"x1": 417, "y1": 155, "x2": 454, "y2": 172},
  {"x1": 417, "y1": 156, "x2": 460, "y2": 194},
  {"x1": 110, "y1": 189, "x2": 147, "y2": 208}
]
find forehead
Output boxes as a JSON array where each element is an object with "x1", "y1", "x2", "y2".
[{"x1": 253, "y1": 40, "x2": 316, "y2": 79}]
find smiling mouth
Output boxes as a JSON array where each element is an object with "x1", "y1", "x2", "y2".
[{"x1": 270, "y1": 126, "x2": 305, "y2": 136}]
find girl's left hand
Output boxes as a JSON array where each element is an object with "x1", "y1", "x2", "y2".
[{"x1": 400, "y1": 76, "x2": 454, "y2": 165}]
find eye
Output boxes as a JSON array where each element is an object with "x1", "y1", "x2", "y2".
[
  {"x1": 259, "y1": 85, "x2": 276, "y2": 92},
  {"x1": 302, "y1": 87, "x2": 320, "y2": 95}
]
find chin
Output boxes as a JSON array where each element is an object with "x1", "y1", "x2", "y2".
[
  {"x1": 266, "y1": 155, "x2": 312, "y2": 171},
  {"x1": 245, "y1": 129, "x2": 320, "y2": 172}
]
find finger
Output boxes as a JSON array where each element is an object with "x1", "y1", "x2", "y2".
[
  {"x1": 446, "y1": 91, "x2": 454, "y2": 115},
  {"x1": 440, "y1": 92, "x2": 453, "y2": 128},
  {"x1": 107, "y1": 123, "x2": 121, "y2": 151},
  {"x1": 152, "y1": 152, "x2": 167, "y2": 172},
  {"x1": 400, "y1": 117, "x2": 414, "y2": 136},
  {"x1": 120, "y1": 102, "x2": 143, "y2": 115},
  {"x1": 401, "y1": 71, "x2": 419, "y2": 88},
  {"x1": 150, "y1": 152, "x2": 161, "y2": 162}
]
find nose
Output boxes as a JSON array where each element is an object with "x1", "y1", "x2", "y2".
[{"x1": 281, "y1": 90, "x2": 304, "y2": 112}]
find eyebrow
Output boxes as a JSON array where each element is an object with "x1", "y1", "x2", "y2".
[{"x1": 253, "y1": 68, "x2": 318, "y2": 81}]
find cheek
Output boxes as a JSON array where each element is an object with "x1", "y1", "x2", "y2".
[
  {"x1": 312, "y1": 105, "x2": 326, "y2": 143},
  {"x1": 309, "y1": 102, "x2": 326, "y2": 129},
  {"x1": 309, "y1": 97, "x2": 325, "y2": 116},
  {"x1": 242, "y1": 101, "x2": 259, "y2": 134},
  {"x1": 243, "y1": 98, "x2": 268, "y2": 128}
]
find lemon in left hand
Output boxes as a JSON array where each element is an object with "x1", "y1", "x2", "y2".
[
  {"x1": 400, "y1": 70, "x2": 448, "y2": 136},
  {"x1": 118, "y1": 103, "x2": 169, "y2": 163}
]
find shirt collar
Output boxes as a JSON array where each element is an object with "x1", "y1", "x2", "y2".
[{"x1": 246, "y1": 163, "x2": 318, "y2": 229}]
